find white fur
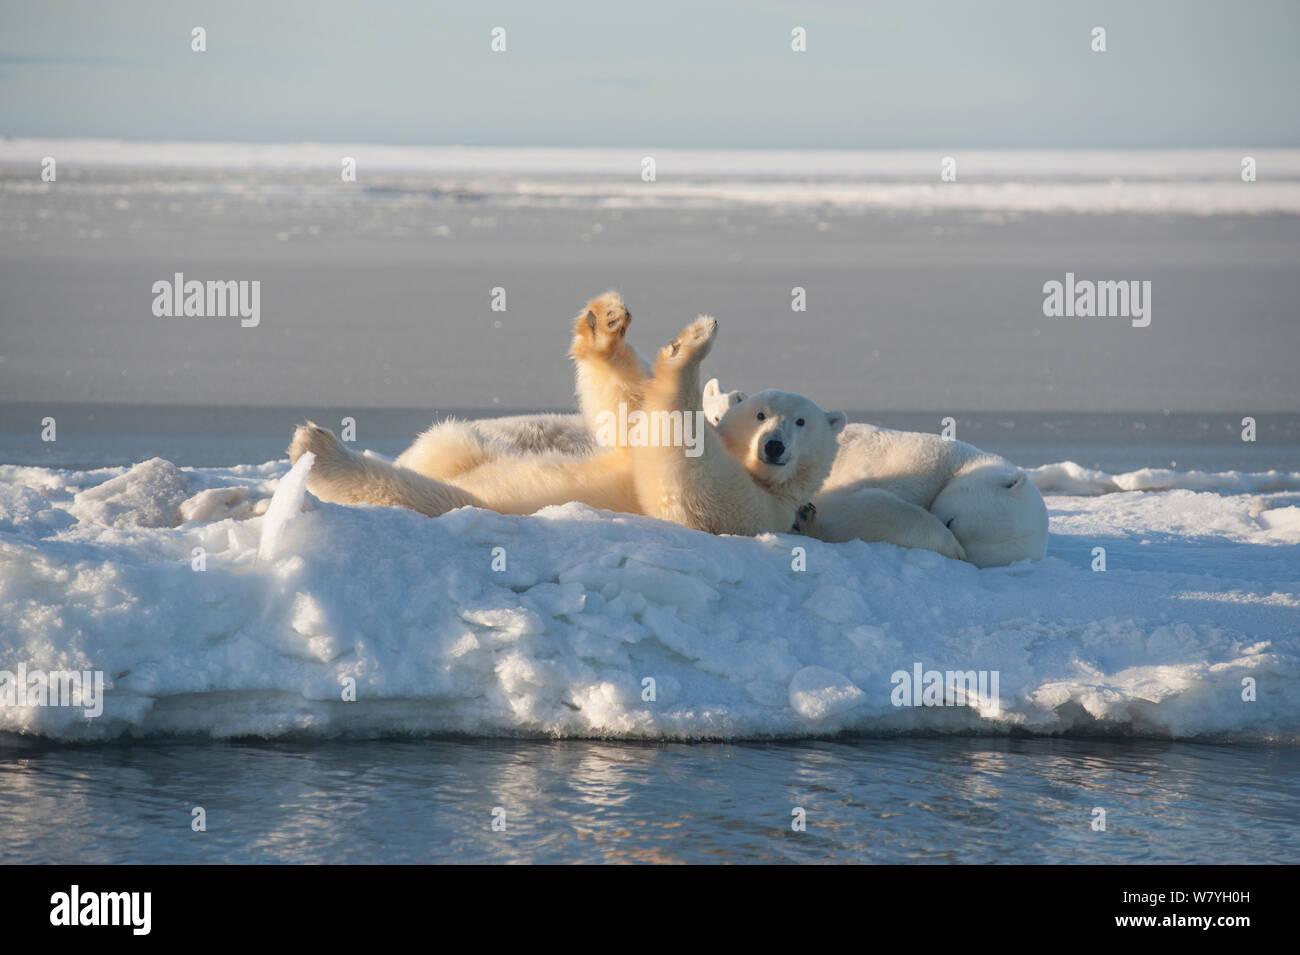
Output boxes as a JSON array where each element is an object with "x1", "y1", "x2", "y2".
[
  {"x1": 287, "y1": 319, "x2": 843, "y2": 540},
  {"x1": 628, "y1": 317, "x2": 842, "y2": 535},
  {"x1": 377, "y1": 382, "x2": 1044, "y2": 565},
  {"x1": 286, "y1": 289, "x2": 1041, "y2": 565},
  {"x1": 290, "y1": 421, "x2": 640, "y2": 518},
  {"x1": 394, "y1": 413, "x2": 593, "y2": 481},
  {"x1": 709, "y1": 379, "x2": 1048, "y2": 567}
]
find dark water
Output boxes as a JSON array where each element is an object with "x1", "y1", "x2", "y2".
[{"x1": 1, "y1": 737, "x2": 1295, "y2": 864}]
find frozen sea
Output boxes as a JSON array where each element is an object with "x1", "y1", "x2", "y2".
[{"x1": 1, "y1": 142, "x2": 1298, "y2": 863}]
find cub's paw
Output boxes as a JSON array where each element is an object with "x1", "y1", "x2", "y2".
[
  {"x1": 936, "y1": 529, "x2": 967, "y2": 562},
  {"x1": 289, "y1": 421, "x2": 347, "y2": 467},
  {"x1": 791, "y1": 502, "x2": 817, "y2": 534},
  {"x1": 573, "y1": 291, "x2": 631, "y2": 353},
  {"x1": 659, "y1": 315, "x2": 718, "y2": 365}
]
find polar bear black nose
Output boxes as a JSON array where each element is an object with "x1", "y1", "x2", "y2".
[{"x1": 764, "y1": 439, "x2": 785, "y2": 461}]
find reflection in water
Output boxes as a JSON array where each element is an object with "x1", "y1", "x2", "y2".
[{"x1": 0, "y1": 737, "x2": 1295, "y2": 863}]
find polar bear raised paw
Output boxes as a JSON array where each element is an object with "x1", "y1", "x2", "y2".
[
  {"x1": 658, "y1": 315, "x2": 718, "y2": 365},
  {"x1": 570, "y1": 291, "x2": 651, "y2": 436},
  {"x1": 573, "y1": 291, "x2": 632, "y2": 355}
]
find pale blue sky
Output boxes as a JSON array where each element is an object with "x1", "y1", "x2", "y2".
[{"x1": 1, "y1": 0, "x2": 1296, "y2": 147}]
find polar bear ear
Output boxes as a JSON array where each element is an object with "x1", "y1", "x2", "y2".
[
  {"x1": 825, "y1": 411, "x2": 847, "y2": 434},
  {"x1": 1003, "y1": 472, "x2": 1026, "y2": 491},
  {"x1": 703, "y1": 378, "x2": 723, "y2": 399},
  {"x1": 729, "y1": 391, "x2": 746, "y2": 407}
]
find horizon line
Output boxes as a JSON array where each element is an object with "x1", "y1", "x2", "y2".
[{"x1": 5, "y1": 135, "x2": 1300, "y2": 153}]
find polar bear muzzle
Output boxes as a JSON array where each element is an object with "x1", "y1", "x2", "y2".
[{"x1": 762, "y1": 436, "x2": 788, "y2": 465}]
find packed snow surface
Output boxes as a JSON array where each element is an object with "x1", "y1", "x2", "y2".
[{"x1": 1, "y1": 456, "x2": 1296, "y2": 742}]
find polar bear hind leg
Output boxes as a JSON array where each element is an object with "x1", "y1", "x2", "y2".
[
  {"x1": 290, "y1": 422, "x2": 482, "y2": 516},
  {"x1": 290, "y1": 421, "x2": 639, "y2": 518}
]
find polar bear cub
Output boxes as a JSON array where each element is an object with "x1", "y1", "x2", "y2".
[
  {"x1": 705, "y1": 379, "x2": 1047, "y2": 567},
  {"x1": 929, "y1": 463, "x2": 1047, "y2": 568}
]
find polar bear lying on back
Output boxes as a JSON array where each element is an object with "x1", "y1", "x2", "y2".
[
  {"x1": 292, "y1": 290, "x2": 1045, "y2": 565},
  {"x1": 396, "y1": 292, "x2": 1043, "y2": 565},
  {"x1": 288, "y1": 301, "x2": 844, "y2": 539},
  {"x1": 703, "y1": 380, "x2": 1048, "y2": 567},
  {"x1": 462, "y1": 384, "x2": 1046, "y2": 566}
]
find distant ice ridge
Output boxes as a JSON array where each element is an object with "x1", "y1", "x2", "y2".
[
  {"x1": 4, "y1": 140, "x2": 1300, "y2": 214},
  {"x1": 5, "y1": 140, "x2": 1300, "y2": 180},
  {"x1": 1029, "y1": 462, "x2": 1300, "y2": 496},
  {"x1": 0, "y1": 456, "x2": 1297, "y2": 743}
]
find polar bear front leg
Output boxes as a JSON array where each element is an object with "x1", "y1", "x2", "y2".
[
  {"x1": 569, "y1": 291, "x2": 650, "y2": 434},
  {"x1": 648, "y1": 315, "x2": 718, "y2": 412},
  {"x1": 289, "y1": 422, "x2": 482, "y2": 517},
  {"x1": 808, "y1": 486, "x2": 967, "y2": 561},
  {"x1": 633, "y1": 317, "x2": 776, "y2": 534}
]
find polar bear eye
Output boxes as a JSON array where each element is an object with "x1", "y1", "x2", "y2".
[
  {"x1": 795, "y1": 418, "x2": 805, "y2": 427},
  {"x1": 756, "y1": 412, "x2": 766, "y2": 421}
]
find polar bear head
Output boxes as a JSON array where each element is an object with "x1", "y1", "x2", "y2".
[
  {"x1": 703, "y1": 378, "x2": 746, "y2": 425},
  {"x1": 929, "y1": 464, "x2": 1049, "y2": 568},
  {"x1": 713, "y1": 388, "x2": 847, "y2": 490}
]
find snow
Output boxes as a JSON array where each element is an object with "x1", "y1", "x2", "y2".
[
  {"x1": 1030, "y1": 460, "x2": 1300, "y2": 495},
  {"x1": 257, "y1": 451, "x2": 314, "y2": 562},
  {"x1": 0, "y1": 455, "x2": 1296, "y2": 743}
]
